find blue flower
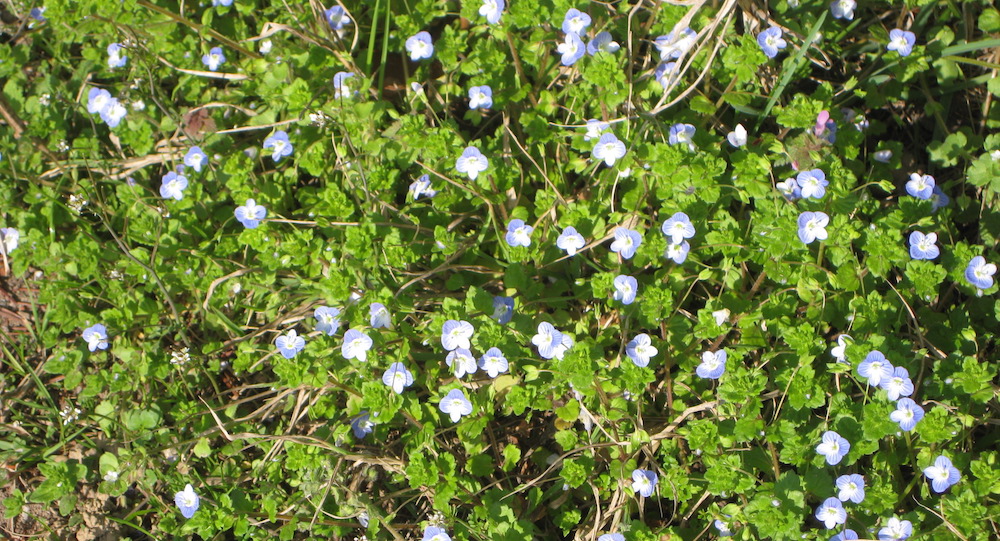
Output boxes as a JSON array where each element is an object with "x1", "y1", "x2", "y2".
[
  {"x1": 446, "y1": 348, "x2": 477, "y2": 378},
  {"x1": 557, "y1": 226, "x2": 586, "y2": 255},
  {"x1": 562, "y1": 8, "x2": 591, "y2": 35},
  {"x1": 184, "y1": 146, "x2": 208, "y2": 173},
  {"x1": 423, "y1": 526, "x2": 453, "y2": 541},
  {"x1": 351, "y1": 411, "x2": 375, "y2": 438},
  {"x1": 263, "y1": 131, "x2": 293, "y2": 162},
  {"x1": 409, "y1": 174, "x2": 438, "y2": 200},
  {"x1": 234, "y1": 198, "x2": 267, "y2": 229},
  {"x1": 405, "y1": 31, "x2": 434, "y2": 61},
  {"x1": 905, "y1": 173, "x2": 934, "y2": 199},
  {"x1": 505, "y1": 219, "x2": 534, "y2": 247},
  {"x1": 890, "y1": 398, "x2": 925, "y2": 431},
  {"x1": 931, "y1": 186, "x2": 950, "y2": 211},
  {"x1": 333, "y1": 71, "x2": 355, "y2": 99},
  {"x1": 610, "y1": 227, "x2": 642, "y2": 259},
  {"x1": 654, "y1": 27, "x2": 697, "y2": 60},
  {"x1": 830, "y1": 529, "x2": 859, "y2": 541},
  {"x1": 99, "y1": 98, "x2": 127, "y2": 128},
  {"x1": 598, "y1": 535, "x2": 625, "y2": 541},
  {"x1": 478, "y1": 347, "x2": 509, "y2": 378},
  {"x1": 836, "y1": 473, "x2": 866, "y2": 504},
  {"x1": 82, "y1": 324, "x2": 110, "y2": 352},
  {"x1": 107, "y1": 43, "x2": 127, "y2": 69},
  {"x1": 661, "y1": 212, "x2": 695, "y2": 244},
  {"x1": 612, "y1": 275, "x2": 638, "y2": 305},
  {"x1": 665, "y1": 241, "x2": 690, "y2": 264},
  {"x1": 727, "y1": 124, "x2": 747, "y2": 147},
  {"x1": 887, "y1": 29, "x2": 916, "y2": 57},
  {"x1": 815, "y1": 497, "x2": 846, "y2": 529},
  {"x1": 654, "y1": 62, "x2": 679, "y2": 90},
  {"x1": 325, "y1": 6, "x2": 351, "y2": 32},
  {"x1": 492, "y1": 296, "x2": 514, "y2": 324},
  {"x1": 439, "y1": 388, "x2": 473, "y2": 422},
  {"x1": 797, "y1": 211, "x2": 829, "y2": 244},
  {"x1": 858, "y1": 350, "x2": 893, "y2": 387},
  {"x1": 923, "y1": 455, "x2": 961, "y2": 493},
  {"x1": 587, "y1": 32, "x2": 620, "y2": 55},
  {"x1": 174, "y1": 484, "x2": 200, "y2": 519},
  {"x1": 757, "y1": 26, "x2": 786, "y2": 58},
  {"x1": 776, "y1": 177, "x2": 802, "y2": 201},
  {"x1": 87, "y1": 88, "x2": 112, "y2": 115},
  {"x1": 965, "y1": 255, "x2": 996, "y2": 290},
  {"x1": 630, "y1": 469, "x2": 657, "y2": 497},
  {"x1": 531, "y1": 322, "x2": 564, "y2": 359},
  {"x1": 830, "y1": 0, "x2": 856, "y2": 20},
  {"x1": 696, "y1": 349, "x2": 726, "y2": 379},
  {"x1": 0, "y1": 228, "x2": 19, "y2": 256},
  {"x1": 382, "y1": 362, "x2": 414, "y2": 394},
  {"x1": 342, "y1": 329, "x2": 373, "y2": 361},
  {"x1": 468, "y1": 85, "x2": 493, "y2": 110},
  {"x1": 626, "y1": 334, "x2": 657, "y2": 368},
  {"x1": 479, "y1": 0, "x2": 504, "y2": 25},
  {"x1": 878, "y1": 517, "x2": 913, "y2": 540},
  {"x1": 202, "y1": 47, "x2": 226, "y2": 71},
  {"x1": 369, "y1": 302, "x2": 391, "y2": 328},
  {"x1": 669, "y1": 123, "x2": 696, "y2": 149},
  {"x1": 441, "y1": 319, "x2": 474, "y2": 351},
  {"x1": 583, "y1": 119, "x2": 609, "y2": 141},
  {"x1": 908, "y1": 231, "x2": 939, "y2": 260},
  {"x1": 831, "y1": 334, "x2": 852, "y2": 364},
  {"x1": 456, "y1": 146, "x2": 489, "y2": 180},
  {"x1": 816, "y1": 430, "x2": 850, "y2": 465},
  {"x1": 29, "y1": 7, "x2": 46, "y2": 22},
  {"x1": 314, "y1": 306, "x2": 341, "y2": 336},
  {"x1": 213, "y1": 0, "x2": 234, "y2": 6},
  {"x1": 797, "y1": 169, "x2": 828, "y2": 199},
  {"x1": 881, "y1": 366, "x2": 913, "y2": 400},
  {"x1": 557, "y1": 32, "x2": 586, "y2": 66},
  {"x1": 276, "y1": 329, "x2": 306, "y2": 359},
  {"x1": 159, "y1": 172, "x2": 189, "y2": 201},
  {"x1": 592, "y1": 133, "x2": 627, "y2": 167}
]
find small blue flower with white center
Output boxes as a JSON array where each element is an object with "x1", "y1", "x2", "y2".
[
  {"x1": 881, "y1": 366, "x2": 913, "y2": 400},
  {"x1": 612, "y1": 275, "x2": 638, "y2": 305},
  {"x1": 879, "y1": 517, "x2": 913, "y2": 540},
  {"x1": 597, "y1": 534, "x2": 624, "y2": 541},
  {"x1": 409, "y1": 174, "x2": 438, "y2": 200},
  {"x1": 263, "y1": 131, "x2": 293, "y2": 162},
  {"x1": 325, "y1": 6, "x2": 351, "y2": 32},
  {"x1": 887, "y1": 29, "x2": 916, "y2": 57},
  {"x1": 505, "y1": 219, "x2": 534, "y2": 247},
  {"x1": 858, "y1": 350, "x2": 893, "y2": 387},
  {"x1": 423, "y1": 526, "x2": 452, "y2": 541},
  {"x1": 830, "y1": 0, "x2": 856, "y2": 20},
  {"x1": 815, "y1": 497, "x2": 846, "y2": 529},
  {"x1": 665, "y1": 241, "x2": 690, "y2": 264},
  {"x1": 905, "y1": 173, "x2": 934, "y2": 199},
  {"x1": 661, "y1": 212, "x2": 695, "y2": 244},
  {"x1": 202, "y1": 47, "x2": 226, "y2": 71},
  {"x1": 492, "y1": 296, "x2": 514, "y2": 324},
  {"x1": 160, "y1": 171, "x2": 189, "y2": 201},
  {"x1": 831, "y1": 334, "x2": 851, "y2": 363},
  {"x1": 965, "y1": 255, "x2": 996, "y2": 290},
  {"x1": 797, "y1": 211, "x2": 829, "y2": 244},
  {"x1": 382, "y1": 362, "x2": 414, "y2": 394},
  {"x1": 478, "y1": 347, "x2": 509, "y2": 378},
  {"x1": 630, "y1": 469, "x2": 657, "y2": 497},
  {"x1": 441, "y1": 319, "x2": 474, "y2": 351},
  {"x1": 333, "y1": 71, "x2": 355, "y2": 99},
  {"x1": 100, "y1": 98, "x2": 127, "y2": 128},
  {"x1": 654, "y1": 28, "x2": 697, "y2": 60},
  {"x1": 557, "y1": 32, "x2": 586, "y2": 66},
  {"x1": 668, "y1": 123, "x2": 696, "y2": 150},
  {"x1": 931, "y1": 186, "x2": 950, "y2": 211},
  {"x1": 276, "y1": 329, "x2": 306, "y2": 359},
  {"x1": 405, "y1": 31, "x2": 434, "y2": 61},
  {"x1": 446, "y1": 348, "x2": 477, "y2": 378},
  {"x1": 816, "y1": 430, "x2": 850, "y2": 465},
  {"x1": 797, "y1": 169, "x2": 828, "y2": 199},
  {"x1": 583, "y1": 119, "x2": 609, "y2": 141},
  {"x1": 696, "y1": 349, "x2": 726, "y2": 379},
  {"x1": 107, "y1": 43, "x2": 127, "y2": 69},
  {"x1": 757, "y1": 26, "x2": 786, "y2": 58},
  {"x1": 610, "y1": 227, "x2": 642, "y2": 259},
  {"x1": 87, "y1": 88, "x2": 112, "y2": 115},
  {"x1": 531, "y1": 322, "x2": 564, "y2": 359},
  {"x1": 562, "y1": 8, "x2": 591, "y2": 35},
  {"x1": 836, "y1": 473, "x2": 866, "y2": 503},
  {"x1": 342, "y1": 329, "x2": 373, "y2": 361},
  {"x1": 456, "y1": 146, "x2": 489, "y2": 180},
  {"x1": 592, "y1": 133, "x2": 627, "y2": 166},
  {"x1": 468, "y1": 85, "x2": 493, "y2": 110},
  {"x1": 174, "y1": 484, "x2": 200, "y2": 519},
  {"x1": 369, "y1": 302, "x2": 391, "y2": 328},
  {"x1": 479, "y1": 0, "x2": 504, "y2": 25},
  {"x1": 654, "y1": 62, "x2": 678, "y2": 90},
  {"x1": 890, "y1": 398, "x2": 924, "y2": 431},
  {"x1": 439, "y1": 389, "x2": 473, "y2": 422},
  {"x1": 908, "y1": 231, "x2": 939, "y2": 260},
  {"x1": 587, "y1": 32, "x2": 620, "y2": 55},
  {"x1": 0, "y1": 228, "x2": 19, "y2": 256},
  {"x1": 776, "y1": 177, "x2": 802, "y2": 201},
  {"x1": 923, "y1": 455, "x2": 961, "y2": 493},
  {"x1": 313, "y1": 306, "x2": 341, "y2": 336},
  {"x1": 184, "y1": 146, "x2": 208, "y2": 173},
  {"x1": 82, "y1": 324, "x2": 110, "y2": 352},
  {"x1": 830, "y1": 529, "x2": 859, "y2": 541},
  {"x1": 234, "y1": 198, "x2": 267, "y2": 229},
  {"x1": 351, "y1": 411, "x2": 374, "y2": 438},
  {"x1": 626, "y1": 334, "x2": 657, "y2": 368},
  {"x1": 727, "y1": 124, "x2": 747, "y2": 147},
  {"x1": 557, "y1": 226, "x2": 586, "y2": 255}
]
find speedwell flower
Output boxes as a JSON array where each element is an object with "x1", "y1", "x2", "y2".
[
  {"x1": 100, "y1": 98, "x2": 127, "y2": 128},
  {"x1": 696, "y1": 349, "x2": 726, "y2": 379},
  {"x1": 830, "y1": 530, "x2": 859, "y2": 541},
  {"x1": 532, "y1": 322, "x2": 564, "y2": 359},
  {"x1": 661, "y1": 212, "x2": 695, "y2": 244},
  {"x1": 107, "y1": 43, "x2": 127, "y2": 69},
  {"x1": 858, "y1": 350, "x2": 893, "y2": 387},
  {"x1": 597, "y1": 535, "x2": 624, "y2": 541},
  {"x1": 584, "y1": 119, "x2": 609, "y2": 141},
  {"x1": 468, "y1": 85, "x2": 493, "y2": 110},
  {"x1": 174, "y1": 484, "x2": 200, "y2": 519},
  {"x1": 184, "y1": 146, "x2": 208, "y2": 173},
  {"x1": 965, "y1": 255, "x2": 997, "y2": 290},
  {"x1": 326, "y1": 6, "x2": 351, "y2": 32},
  {"x1": 314, "y1": 306, "x2": 341, "y2": 336},
  {"x1": 557, "y1": 226, "x2": 586, "y2": 255},
  {"x1": 87, "y1": 88, "x2": 112, "y2": 115},
  {"x1": 351, "y1": 411, "x2": 374, "y2": 438},
  {"x1": 562, "y1": 8, "x2": 591, "y2": 35},
  {"x1": 931, "y1": 186, "x2": 950, "y2": 211},
  {"x1": 587, "y1": 32, "x2": 620, "y2": 55},
  {"x1": 333, "y1": 71, "x2": 355, "y2": 99},
  {"x1": 830, "y1": 0, "x2": 856, "y2": 20},
  {"x1": 831, "y1": 334, "x2": 851, "y2": 363},
  {"x1": 0, "y1": 228, "x2": 19, "y2": 256},
  {"x1": 626, "y1": 334, "x2": 657, "y2": 367},
  {"x1": 479, "y1": 0, "x2": 504, "y2": 25},
  {"x1": 478, "y1": 347, "x2": 509, "y2": 378},
  {"x1": 342, "y1": 328, "x2": 373, "y2": 361},
  {"x1": 881, "y1": 366, "x2": 913, "y2": 400},
  {"x1": 905, "y1": 173, "x2": 934, "y2": 199},
  {"x1": 610, "y1": 227, "x2": 642, "y2": 259},
  {"x1": 890, "y1": 398, "x2": 924, "y2": 431},
  {"x1": 797, "y1": 169, "x2": 828, "y2": 199},
  {"x1": 369, "y1": 302, "x2": 391, "y2": 328},
  {"x1": 456, "y1": 146, "x2": 488, "y2": 180},
  {"x1": 263, "y1": 131, "x2": 293, "y2": 162},
  {"x1": 776, "y1": 177, "x2": 801, "y2": 201},
  {"x1": 592, "y1": 133, "x2": 627, "y2": 167},
  {"x1": 878, "y1": 516, "x2": 913, "y2": 540},
  {"x1": 423, "y1": 526, "x2": 453, "y2": 541},
  {"x1": 612, "y1": 274, "x2": 638, "y2": 305},
  {"x1": 505, "y1": 219, "x2": 534, "y2": 247},
  {"x1": 439, "y1": 388, "x2": 473, "y2": 422},
  {"x1": 441, "y1": 319, "x2": 474, "y2": 351},
  {"x1": 382, "y1": 362, "x2": 414, "y2": 394},
  {"x1": 908, "y1": 231, "x2": 939, "y2": 260},
  {"x1": 405, "y1": 31, "x2": 434, "y2": 61},
  {"x1": 492, "y1": 296, "x2": 514, "y2": 324},
  {"x1": 923, "y1": 455, "x2": 961, "y2": 493},
  {"x1": 409, "y1": 174, "x2": 438, "y2": 200},
  {"x1": 654, "y1": 27, "x2": 697, "y2": 60},
  {"x1": 727, "y1": 124, "x2": 747, "y2": 147},
  {"x1": 816, "y1": 430, "x2": 850, "y2": 465},
  {"x1": 757, "y1": 26, "x2": 786, "y2": 58},
  {"x1": 797, "y1": 211, "x2": 829, "y2": 244},
  {"x1": 234, "y1": 198, "x2": 267, "y2": 229},
  {"x1": 815, "y1": 497, "x2": 847, "y2": 529},
  {"x1": 631, "y1": 469, "x2": 657, "y2": 497},
  {"x1": 836, "y1": 474, "x2": 866, "y2": 504},
  {"x1": 276, "y1": 329, "x2": 306, "y2": 359},
  {"x1": 82, "y1": 324, "x2": 110, "y2": 352},
  {"x1": 887, "y1": 29, "x2": 916, "y2": 57},
  {"x1": 202, "y1": 47, "x2": 226, "y2": 71},
  {"x1": 557, "y1": 32, "x2": 586, "y2": 66},
  {"x1": 669, "y1": 123, "x2": 696, "y2": 150},
  {"x1": 665, "y1": 241, "x2": 690, "y2": 264},
  {"x1": 160, "y1": 172, "x2": 189, "y2": 201},
  {"x1": 446, "y1": 348, "x2": 477, "y2": 378}
]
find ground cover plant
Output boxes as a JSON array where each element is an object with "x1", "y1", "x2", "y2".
[{"x1": 0, "y1": 0, "x2": 999, "y2": 539}]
